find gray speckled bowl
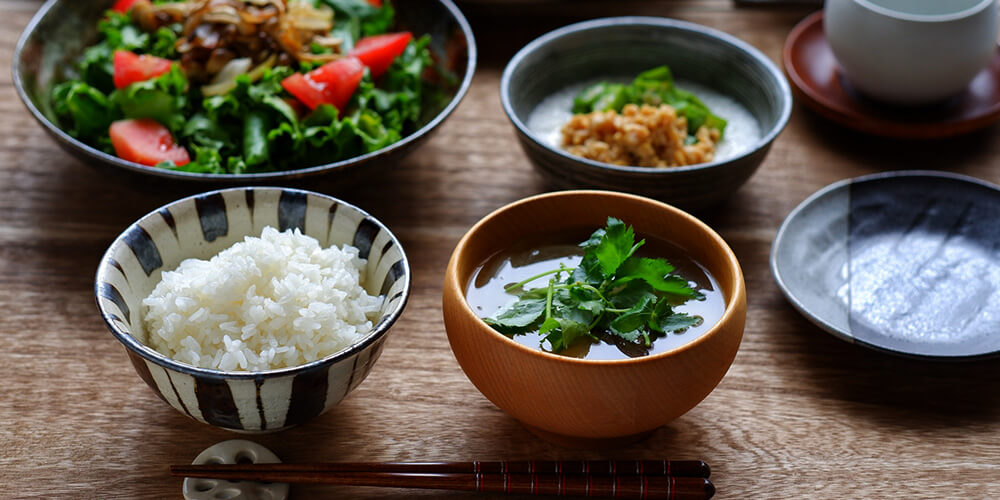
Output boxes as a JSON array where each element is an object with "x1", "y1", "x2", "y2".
[
  {"x1": 771, "y1": 171, "x2": 1000, "y2": 360},
  {"x1": 95, "y1": 187, "x2": 410, "y2": 431},
  {"x1": 500, "y1": 17, "x2": 792, "y2": 210},
  {"x1": 13, "y1": 0, "x2": 475, "y2": 182}
]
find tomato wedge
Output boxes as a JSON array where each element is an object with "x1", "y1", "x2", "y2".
[
  {"x1": 109, "y1": 119, "x2": 191, "y2": 167},
  {"x1": 112, "y1": 0, "x2": 142, "y2": 13},
  {"x1": 281, "y1": 56, "x2": 365, "y2": 111},
  {"x1": 113, "y1": 50, "x2": 173, "y2": 89},
  {"x1": 367, "y1": 0, "x2": 383, "y2": 6},
  {"x1": 350, "y1": 32, "x2": 413, "y2": 78}
]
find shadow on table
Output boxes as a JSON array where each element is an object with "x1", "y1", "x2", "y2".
[
  {"x1": 797, "y1": 108, "x2": 1000, "y2": 176},
  {"x1": 769, "y1": 297, "x2": 1000, "y2": 428}
]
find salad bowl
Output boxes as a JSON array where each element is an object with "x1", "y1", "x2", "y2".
[{"x1": 13, "y1": 0, "x2": 476, "y2": 182}]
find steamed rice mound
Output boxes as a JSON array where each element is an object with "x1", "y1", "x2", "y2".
[{"x1": 142, "y1": 227, "x2": 384, "y2": 372}]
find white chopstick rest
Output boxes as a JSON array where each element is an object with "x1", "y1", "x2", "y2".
[{"x1": 183, "y1": 440, "x2": 289, "y2": 500}]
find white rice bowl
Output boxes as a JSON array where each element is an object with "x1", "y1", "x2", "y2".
[{"x1": 142, "y1": 227, "x2": 384, "y2": 372}]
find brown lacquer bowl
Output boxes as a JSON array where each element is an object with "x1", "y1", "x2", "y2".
[{"x1": 442, "y1": 191, "x2": 746, "y2": 447}]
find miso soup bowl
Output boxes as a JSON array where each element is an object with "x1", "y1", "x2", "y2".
[
  {"x1": 95, "y1": 187, "x2": 410, "y2": 432},
  {"x1": 442, "y1": 191, "x2": 746, "y2": 447}
]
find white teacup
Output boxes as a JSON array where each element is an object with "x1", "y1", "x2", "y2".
[{"x1": 825, "y1": 0, "x2": 999, "y2": 105}]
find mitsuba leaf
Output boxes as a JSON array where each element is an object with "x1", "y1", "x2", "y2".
[
  {"x1": 551, "y1": 290, "x2": 596, "y2": 328},
  {"x1": 538, "y1": 317, "x2": 560, "y2": 335},
  {"x1": 648, "y1": 297, "x2": 700, "y2": 333},
  {"x1": 486, "y1": 298, "x2": 546, "y2": 331},
  {"x1": 568, "y1": 287, "x2": 604, "y2": 316},
  {"x1": 571, "y1": 253, "x2": 605, "y2": 286},
  {"x1": 608, "y1": 295, "x2": 654, "y2": 341},
  {"x1": 614, "y1": 256, "x2": 702, "y2": 299},
  {"x1": 556, "y1": 318, "x2": 590, "y2": 348},
  {"x1": 580, "y1": 226, "x2": 606, "y2": 250},
  {"x1": 482, "y1": 217, "x2": 706, "y2": 355},
  {"x1": 591, "y1": 217, "x2": 644, "y2": 277},
  {"x1": 607, "y1": 280, "x2": 656, "y2": 310},
  {"x1": 653, "y1": 311, "x2": 701, "y2": 333}
]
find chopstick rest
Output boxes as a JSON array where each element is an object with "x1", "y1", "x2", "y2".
[{"x1": 181, "y1": 440, "x2": 288, "y2": 500}]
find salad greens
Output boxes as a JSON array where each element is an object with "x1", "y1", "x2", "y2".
[
  {"x1": 486, "y1": 218, "x2": 704, "y2": 354},
  {"x1": 572, "y1": 66, "x2": 728, "y2": 136},
  {"x1": 322, "y1": 0, "x2": 396, "y2": 51},
  {"x1": 49, "y1": 0, "x2": 446, "y2": 174}
]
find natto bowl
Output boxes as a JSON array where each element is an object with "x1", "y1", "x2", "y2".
[
  {"x1": 500, "y1": 17, "x2": 792, "y2": 210},
  {"x1": 442, "y1": 190, "x2": 746, "y2": 447},
  {"x1": 95, "y1": 187, "x2": 410, "y2": 432},
  {"x1": 14, "y1": 0, "x2": 476, "y2": 183}
]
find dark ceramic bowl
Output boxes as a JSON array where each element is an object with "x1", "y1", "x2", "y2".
[
  {"x1": 500, "y1": 17, "x2": 792, "y2": 209},
  {"x1": 95, "y1": 187, "x2": 410, "y2": 432},
  {"x1": 14, "y1": 0, "x2": 475, "y2": 182}
]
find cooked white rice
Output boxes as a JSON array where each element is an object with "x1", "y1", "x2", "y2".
[{"x1": 142, "y1": 226, "x2": 384, "y2": 371}]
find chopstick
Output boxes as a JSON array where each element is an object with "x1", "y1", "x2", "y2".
[
  {"x1": 170, "y1": 467, "x2": 715, "y2": 499},
  {"x1": 171, "y1": 460, "x2": 710, "y2": 478}
]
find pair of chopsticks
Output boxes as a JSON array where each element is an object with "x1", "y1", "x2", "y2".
[{"x1": 171, "y1": 460, "x2": 715, "y2": 499}]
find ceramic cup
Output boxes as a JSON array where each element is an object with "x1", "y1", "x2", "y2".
[{"x1": 824, "y1": 0, "x2": 999, "y2": 105}]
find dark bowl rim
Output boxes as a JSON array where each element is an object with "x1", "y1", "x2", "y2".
[
  {"x1": 13, "y1": 0, "x2": 478, "y2": 182},
  {"x1": 499, "y1": 16, "x2": 793, "y2": 175},
  {"x1": 94, "y1": 186, "x2": 412, "y2": 379},
  {"x1": 769, "y1": 170, "x2": 1000, "y2": 361}
]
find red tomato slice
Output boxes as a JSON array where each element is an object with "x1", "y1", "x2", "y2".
[
  {"x1": 281, "y1": 56, "x2": 365, "y2": 111},
  {"x1": 109, "y1": 119, "x2": 191, "y2": 167},
  {"x1": 350, "y1": 32, "x2": 413, "y2": 78},
  {"x1": 113, "y1": 50, "x2": 173, "y2": 89},
  {"x1": 112, "y1": 0, "x2": 142, "y2": 13},
  {"x1": 367, "y1": 0, "x2": 383, "y2": 6}
]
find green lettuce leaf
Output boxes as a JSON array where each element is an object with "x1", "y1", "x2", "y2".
[
  {"x1": 51, "y1": 82, "x2": 118, "y2": 146},
  {"x1": 110, "y1": 64, "x2": 189, "y2": 132}
]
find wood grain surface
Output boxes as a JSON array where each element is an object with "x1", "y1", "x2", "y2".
[{"x1": 3, "y1": 1, "x2": 1000, "y2": 498}]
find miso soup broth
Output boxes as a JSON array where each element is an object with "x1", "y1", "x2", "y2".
[{"x1": 465, "y1": 230, "x2": 726, "y2": 360}]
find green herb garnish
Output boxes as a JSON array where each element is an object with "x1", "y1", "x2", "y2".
[
  {"x1": 572, "y1": 66, "x2": 727, "y2": 137},
  {"x1": 485, "y1": 218, "x2": 704, "y2": 354}
]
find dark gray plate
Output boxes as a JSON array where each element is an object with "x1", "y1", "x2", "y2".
[{"x1": 771, "y1": 171, "x2": 1000, "y2": 360}]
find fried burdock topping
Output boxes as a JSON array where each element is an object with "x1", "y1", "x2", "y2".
[{"x1": 131, "y1": 0, "x2": 342, "y2": 84}]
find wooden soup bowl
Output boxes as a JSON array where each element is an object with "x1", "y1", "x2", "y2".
[{"x1": 443, "y1": 191, "x2": 746, "y2": 447}]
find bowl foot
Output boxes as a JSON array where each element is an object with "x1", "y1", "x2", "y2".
[{"x1": 522, "y1": 423, "x2": 657, "y2": 449}]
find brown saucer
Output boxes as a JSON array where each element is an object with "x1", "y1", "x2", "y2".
[{"x1": 783, "y1": 11, "x2": 1000, "y2": 139}]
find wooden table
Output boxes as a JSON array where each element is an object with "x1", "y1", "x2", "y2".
[{"x1": 4, "y1": 1, "x2": 1000, "y2": 498}]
